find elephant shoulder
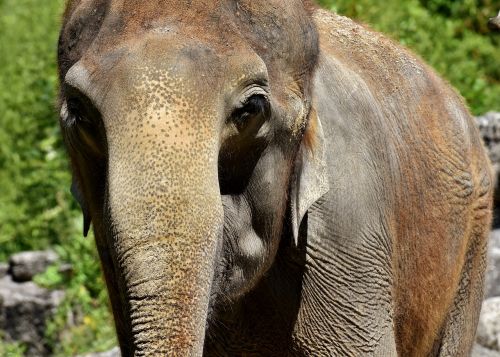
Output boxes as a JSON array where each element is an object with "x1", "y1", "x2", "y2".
[
  {"x1": 312, "y1": 7, "x2": 483, "y2": 154},
  {"x1": 312, "y1": 8, "x2": 432, "y2": 95},
  {"x1": 311, "y1": 7, "x2": 490, "y2": 205}
]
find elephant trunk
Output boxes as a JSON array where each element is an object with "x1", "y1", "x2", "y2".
[{"x1": 106, "y1": 127, "x2": 223, "y2": 356}]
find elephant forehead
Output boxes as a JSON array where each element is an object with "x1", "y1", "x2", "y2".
[
  {"x1": 60, "y1": 0, "x2": 318, "y2": 81},
  {"x1": 98, "y1": 0, "x2": 311, "y2": 36}
]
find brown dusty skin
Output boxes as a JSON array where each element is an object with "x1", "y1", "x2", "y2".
[{"x1": 57, "y1": 1, "x2": 493, "y2": 356}]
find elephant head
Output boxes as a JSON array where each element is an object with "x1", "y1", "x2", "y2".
[{"x1": 58, "y1": 0, "x2": 327, "y2": 355}]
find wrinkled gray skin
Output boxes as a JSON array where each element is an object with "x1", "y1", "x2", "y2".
[{"x1": 58, "y1": 1, "x2": 492, "y2": 356}]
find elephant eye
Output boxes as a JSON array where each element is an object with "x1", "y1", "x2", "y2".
[
  {"x1": 66, "y1": 98, "x2": 90, "y2": 126},
  {"x1": 63, "y1": 97, "x2": 104, "y2": 158},
  {"x1": 232, "y1": 94, "x2": 270, "y2": 130}
]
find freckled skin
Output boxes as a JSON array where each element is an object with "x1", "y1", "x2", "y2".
[{"x1": 58, "y1": 1, "x2": 492, "y2": 356}]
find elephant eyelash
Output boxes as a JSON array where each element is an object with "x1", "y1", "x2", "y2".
[
  {"x1": 65, "y1": 98, "x2": 91, "y2": 126},
  {"x1": 232, "y1": 94, "x2": 270, "y2": 123},
  {"x1": 62, "y1": 98, "x2": 105, "y2": 158}
]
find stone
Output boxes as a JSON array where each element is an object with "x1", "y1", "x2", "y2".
[
  {"x1": 78, "y1": 346, "x2": 122, "y2": 357},
  {"x1": 472, "y1": 344, "x2": 500, "y2": 357},
  {"x1": 0, "y1": 263, "x2": 8, "y2": 279},
  {"x1": 477, "y1": 297, "x2": 500, "y2": 352},
  {"x1": 488, "y1": 11, "x2": 500, "y2": 32},
  {"x1": 485, "y1": 230, "x2": 500, "y2": 298},
  {"x1": 9, "y1": 250, "x2": 58, "y2": 282},
  {"x1": 476, "y1": 112, "x2": 500, "y2": 145},
  {"x1": 58, "y1": 263, "x2": 74, "y2": 278},
  {"x1": 0, "y1": 275, "x2": 64, "y2": 356},
  {"x1": 475, "y1": 113, "x2": 500, "y2": 204}
]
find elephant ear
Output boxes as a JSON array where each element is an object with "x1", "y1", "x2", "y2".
[
  {"x1": 71, "y1": 177, "x2": 91, "y2": 237},
  {"x1": 290, "y1": 109, "x2": 329, "y2": 245}
]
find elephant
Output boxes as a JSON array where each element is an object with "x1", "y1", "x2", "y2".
[{"x1": 57, "y1": 0, "x2": 493, "y2": 356}]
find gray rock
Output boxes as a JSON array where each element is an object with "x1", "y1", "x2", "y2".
[
  {"x1": 77, "y1": 346, "x2": 122, "y2": 357},
  {"x1": 0, "y1": 263, "x2": 8, "y2": 278},
  {"x1": 476, "y1": 112, "x2": 500, "y2": 145},
  {"x1": 9, "y1": 250, "x2": 58, "y2": 282},
  {"x1": 485, "y1": 230, "x2": 500, "y2": 298},
  {"x1": 488, "y1": 11, "x2": 500, "y2": 32},
  {"x1": 472, "y1": 344, "x2": 500, "y2": 357},
  {"x1": 477, "y1": 297, "x2": 500, "y2": 352},
  {"x1": 58, "y1": 263, "x2": 74, "y2": 278},
  {"x1": 475, "y1": 113, "x2": 500, "y2": 204},
  {"x1": 0, "y1": 275, "x2": 64, "y2": 356}
]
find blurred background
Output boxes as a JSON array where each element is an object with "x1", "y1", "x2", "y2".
[{"x1": 0, "y1": 0, "x2": 498, "y2": 355}]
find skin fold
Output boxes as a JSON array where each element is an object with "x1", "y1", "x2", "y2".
[{"x1": 57, "y1": 1, "x2": 493, "y2": 356}]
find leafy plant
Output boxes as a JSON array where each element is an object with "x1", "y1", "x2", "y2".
[
  {"x1": 33, "y1": 230, "x2": 117, "y2": 356},
  {"x1": 0, "y1": 336, "x2": 26, "y2": 357}
]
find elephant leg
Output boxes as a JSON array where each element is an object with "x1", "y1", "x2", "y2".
[{"x1": 435, "y1": 219, "x2": 489, "y2": 357}]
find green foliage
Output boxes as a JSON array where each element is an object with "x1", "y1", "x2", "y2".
[
  {"x1": 34, "y1": 232, "x2": 117, "y2": 356},
  {"x1": 0, "y1": 0, "x2": 74, "y2": 257},
  {"x1": 318, "y1": 0, "x2": 500, "y2": 114},
  {"x1": 419, "y1": 0, "x2": 498, "y2": 33},
  {"x1": 0, "y1": 336, "x2": 26, "y2": 357}
]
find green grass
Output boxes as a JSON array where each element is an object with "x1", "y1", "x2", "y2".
[{"x1": 0, "y1": 0, "x2": 498, "y2": 355}]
